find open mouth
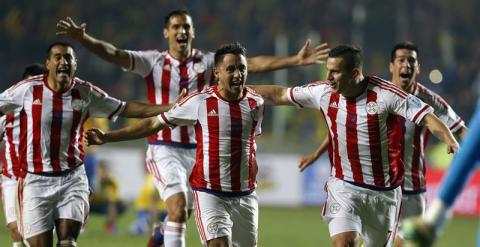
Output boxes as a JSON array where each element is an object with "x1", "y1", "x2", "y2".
[
  {"x1": 176, "y1": 36, "x2": 188, "y2": 46},
  {"x1": 57, "y1": 67, "x2": 71, "y2": 76},
  {"x1": 400, "y1": 72, "x2": 412, "y2": 79}
]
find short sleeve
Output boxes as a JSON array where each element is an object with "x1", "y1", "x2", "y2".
[
  {"x1": 0, "y1": 85, "x2": 26, "y2": 115},
  {"x1": 123, "y1": 50, "x2": 160, "y2": 77},
  {"x1": 430, "y1": 96, "x2": 465, "y2": 132},
  {"x1": 287, "y1": 83, "x2": 326, "y2": 109},
  {"x1": 87, "y1": 86, "x2": 126, "y2": 122},
  {"x1": 386, "y1": 91, "x2": 433, "y2": 125},
  {"x1": 158, "y1": 95, "x2": 200, "y2": 127}
]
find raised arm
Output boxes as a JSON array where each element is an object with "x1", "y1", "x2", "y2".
[
  {"x1": 298, "y1": 137, "x2": 330, "y2": 172},
  {"x1": 56, "y1": 17, "x2": 130, "y2": 69},
  {"x1": 249, "y1": 85, "x2": 291, "y2": 105},
  {"x1": 86, "y1": 117, "x2": 165, "y2": 145},
  {"x1": 247, "y1": 40, "x2": 329, "y2": 73},
  {"x1": 421, "y1": 113, "x2": 459, "y2": 154}
]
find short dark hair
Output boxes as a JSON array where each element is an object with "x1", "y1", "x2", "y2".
[
  {"x1": 22, "y1": 63, "x2": 47, "y2": 79},
  {"x1": 329, "y1": 45, "x2": 362, "y2": 71},
  {"x1": 390, "y1": 41, "x2": 419, "y2": 62},
  {"x1": 47, "y1": 41, "x2": 76, "y2": 58},
  {"x1": 214, "y1": 43, "x2": 247, "y2": 67},
  {"x1": 164, "y1": 9, "x2": 191, "y2": 28}
]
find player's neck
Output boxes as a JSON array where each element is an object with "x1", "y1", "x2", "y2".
[
  {"x1": 169, "y1": 48, "x2": 191, "y2": 61},
  {"x1": 47, "y1": 77, "x2": 70, "y2": 93},
  {"x1": 392, "y1": 79, "x2": 414, "y2": 93},
  {"x1": 343, "y1": 75, "x2": 366, "y2": 99}
]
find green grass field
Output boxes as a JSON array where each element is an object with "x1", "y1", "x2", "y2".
[{"x1": 1, "y1": 206, "x2": 478, "y2": 246}]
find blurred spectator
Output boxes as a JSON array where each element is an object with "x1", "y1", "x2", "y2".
[
  {"x1": 89, "y1": 160, "x2": 127, "y2": 235},
  {"x1": 129, "y1": 174, "x2": 167, "y2": 235}
]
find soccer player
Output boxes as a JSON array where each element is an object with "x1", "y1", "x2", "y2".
[
  {"x1": 400, "y1": 101, "x2": 480, "y2": 246},
  {"x1": 86, "y1": 43, "x2": 264, "y2": 247},
  {"x1": 251, "y1": 45, "x2": 459, "y2": 247},
  {"x1": 0, "y1": 42, "x2": 176, "y2": 247},
  {"x1": 56, "y1": 9, "x2": 330, "y2": 247},
  {"x1": 297, "y1": 41, "x2": 468, "y2": 245},
  {"x1": 1, "y1": 64, "x2": 47, "y2": 247}
]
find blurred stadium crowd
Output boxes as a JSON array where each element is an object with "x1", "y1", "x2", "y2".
[{"x1": 1, "y1": 0, "x2": 479, "y2": 148}]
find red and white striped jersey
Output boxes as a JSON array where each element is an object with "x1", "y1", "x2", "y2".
[
  {"x1": 0, "y1": 74, "x2": 125, "y2": 174},
  {"x1": 158, "y1": 86, "x2": 264, "y2": 194},
  {"x1": 400, "y1": 82, "x2": 464, "y2": 192},
  {"x1": 288, "y1": 76, "x2": 433, "y2": 190},
  {"x1": 125, "y1": 49, "x2": 216, "y2": 148},
  {"x1": 0, "y1": 112, "x2": 22, "y2": 178}
]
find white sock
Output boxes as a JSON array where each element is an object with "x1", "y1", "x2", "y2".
[
  {"x1": 424, "y1": 198, "x2": 450, "y2": 234},
  {"x1": 163, "y1": 221, "x2": 186, "y2": 247},
  {"x1": 12, "y1": 241, "x2": 26, "y2": 247}
]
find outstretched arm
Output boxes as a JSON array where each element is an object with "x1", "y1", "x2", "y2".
[
  {"x1": 298, "y1": 137, "x2": 330, "y2": 172},
  {"x1": 421, "y1": 113, "x2": 459, "y2": 154},
  {"x1": 247, "y1": 40, "x2": 329, "y2": 73},
  {"x1": 249, "y1": 85, "x2": 291, "y2": 105},
  {"x1": 120, "y1": 89, "x2": 185, "y2": 118},
  {"x1": 56, "y1": 17, "x2": 130, "y2": 69},
  {"x1": 86, "y1": 117, "x2": 164, "y2": 145}
]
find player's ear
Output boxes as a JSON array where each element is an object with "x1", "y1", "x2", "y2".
[
  {"x1": 163, "y1": 28, "x2": 168, "y2": 39},
  {"x1": 213, "y1": 67, "x2": 218, "y2": 78},
  {"x1": 191, "y1": 27, "x2": 195, "y2": 39},
  {"x1": 416, "y1": 63, "x2": 421, "y2": 75},
  {"x1": 389, "y1": 62, "x2": 394, "y2": 73}
]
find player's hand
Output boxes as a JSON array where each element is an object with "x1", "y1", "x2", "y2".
[
  {"x1": 400, "y1": 217, "x2": 436, "y2": 247},
  {"x1": 296, "y1": 40, "x2": 330, "y2": 65},
  {"x1": 298, "y1": 152, "x2": 319, "y2": 172},
  {"x1": 174, "y1": 89, "x2": 187, "y2": 105},
  {"x1": 85, "y1": 128, "x2": 106, "y2": 146},
  {"x1": 56, "y1": 17, "x2": 86, "y2": 40},
  {"x1": 447, "y1": 141, "x2": 459, "y2": 154}
]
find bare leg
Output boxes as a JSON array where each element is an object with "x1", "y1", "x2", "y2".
[
  {"x1": 207, "y1": 236, "x2": 230, "y2": 247},
  {"x1": 331, "y1": 231, "x2": 362, "y2": 247},
  {"x1": 26, "y1": 229, "x2": 54, "y2": 247},
  {"x1": 55, "y1": 219, "x2": 82, "y2": 247}
]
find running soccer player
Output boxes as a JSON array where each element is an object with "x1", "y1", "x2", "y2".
[
  {"x1": 0, "y1": 42, "x2": 175, "y2": 247},
  {"x1": 297, "y1": 41, "x2": 468, "y2": 246},
  {"x1": 86, "y1": 43, "x2": 265, "y2": 247},
  {"x1": 251, "y1": 45, "x2": 459, "y2": 247}
]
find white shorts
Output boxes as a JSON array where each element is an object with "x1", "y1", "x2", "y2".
[
  {"x1": 399, "y1": 192, "x2": 425, "y2": 220},
  {"x1": 18, "y1": 166, "x2": 90, "y2": 239},
  {"x1": 192, "y1": 190, "x2": 258, "y2": 247},
  {"x1": 146, "y1": 145, "x2": 195, "y2": 209},
  {"x1": 322, "y1": 178, "x2": 402, "y2": 247},
  {"x1": 1, "y1": 175, "x2": 18, "y2": 225},
  {"x1": 397, "y1": 192, "x2": 426, "y2": 238}
]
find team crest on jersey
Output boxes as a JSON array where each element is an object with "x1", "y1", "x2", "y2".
[
  {"x1": 365, "y1": 101, "x2": 378, "y2": 115},
  {"x1": 207, "y1": 222, "x2": 219, "y2": 234},
  {"x1": 163, "y1": 64, "x2": 171, "y2": 71},
  {"x1": 71, "y1": 99, "x2": 84, "y2": 111},
  {"x1": 193, "y1": 62, "x2": 206, "y2": 73},
  {"x1": 329, "y1": 203, "x2": 341, "y2": 214}
]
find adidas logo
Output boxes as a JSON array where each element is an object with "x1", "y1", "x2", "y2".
[
  {"x1": 207, "y1": 110, "x2": 218, "y2": 117},
  {"x1": 32, "y1": 99, "x2": 42, "y2": 105},
  {"x1": 329, "y1": 102, "x2": 338, "y2": 108}
]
